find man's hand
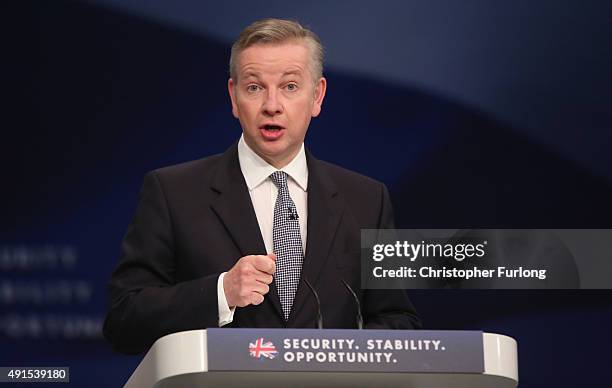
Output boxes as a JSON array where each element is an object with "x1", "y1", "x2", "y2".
[{"x1": 223, "y1": 254, "x2": 276, "y2": 308}]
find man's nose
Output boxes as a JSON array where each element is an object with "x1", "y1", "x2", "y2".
[{"x1": 261, "y1": 89, "x2": 283, "y2": 116}]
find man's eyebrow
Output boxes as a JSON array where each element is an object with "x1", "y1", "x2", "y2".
[
  {"x1": 282, "y1": 70, "x2": 303, "y2": 77},
  {"x1": 241, "y1": 70, "x2": 260, "y2": 79}
]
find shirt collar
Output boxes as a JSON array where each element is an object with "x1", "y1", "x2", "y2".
[{"x1": 238, "y1": 134, "x2": 308, "y2": 192}]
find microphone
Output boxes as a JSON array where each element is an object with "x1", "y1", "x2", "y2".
[
  {"x1": 287, "y1": 206, "x2": 299, "y2": 220},
  {"x1": 341, "y1": 279, "x2": 363, "y2": 330},
  {"x1": 303, "y1": 277, "x2": 323, "y2": 329}
]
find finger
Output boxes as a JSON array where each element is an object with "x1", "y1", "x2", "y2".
[
  {"x1": 252, "y1": 282, "x2": 270, "y2": 295},
  {"x1": 252, "y1": 255, "x2": 276, "y2": 274},
  {"x1": 251, "y1": 292, "x2": 265, "y2": 305},
  {"x1": 268, "y1": 253, "x2": 277, "y2": 261},
  {"x1": 255, "y1": 273, "x2": 274, "y2": 285}
]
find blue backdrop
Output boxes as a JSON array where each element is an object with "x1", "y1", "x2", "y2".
[{"x1": 3, "y1": 1, "x2": 612, "y2": 386}]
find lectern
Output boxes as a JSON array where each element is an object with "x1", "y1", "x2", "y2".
[{"x1": 125, "y1": 329, "x2": 518, "y2": 388}]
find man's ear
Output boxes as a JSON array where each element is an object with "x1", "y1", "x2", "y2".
[
  {"x1": 228, "y1": 78, "x2": 239, "y2": 118},
  {"x1": 311, "y1": 77, "x2": 327, "y2": 117}
]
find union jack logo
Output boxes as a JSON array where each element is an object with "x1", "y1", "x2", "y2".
[{"x1": 249, "y1": 338, "x2": 278, "y2": 359}]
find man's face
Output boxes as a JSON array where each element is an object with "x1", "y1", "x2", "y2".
[{"x1": 229, "y1": 41, "x2": 326, "y2": 168}]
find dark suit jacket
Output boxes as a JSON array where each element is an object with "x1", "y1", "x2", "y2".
[{"x1": 104, "y1": 143, "x2": 421, "y2": 354}]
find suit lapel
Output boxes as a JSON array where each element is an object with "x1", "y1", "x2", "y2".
[
  {"x1": 209, "y1": 143, "x2": 284, "y2": 319},
  {"x1": 289, "y1": 151, "x2": 345, "y2": 324}
]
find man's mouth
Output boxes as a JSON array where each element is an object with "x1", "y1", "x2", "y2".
[
  {"x1": 259, "y1": 124, "x2": 285, "y2": 140},
  {"x1": 261, "y1": 124, "x2": 283, "y2": 131}
]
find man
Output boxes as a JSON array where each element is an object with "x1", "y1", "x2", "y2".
[{"x1": 104, "y1": 18, "x2": 421, "y2": 355}]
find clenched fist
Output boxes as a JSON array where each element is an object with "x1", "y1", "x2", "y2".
[{"x1": 223, "y1": 254, "x2": 276, "y2": 308}]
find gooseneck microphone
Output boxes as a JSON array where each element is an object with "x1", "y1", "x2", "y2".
[
  {"x1": 341, "y1": 279, "x2": 363, "y2": 329},
  {"x1": 303, "y1": 277, "x2": 323, "y2": 329}
]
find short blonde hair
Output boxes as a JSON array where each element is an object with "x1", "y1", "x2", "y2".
[{"x1": 229, "y1": 18, "x2": 324, "y2": 81}]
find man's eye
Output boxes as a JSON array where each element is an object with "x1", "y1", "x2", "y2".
[
  {"x1": 247, "y1": 85, "x2": 260, "y2": 92},
  {"x1": 285, "y1": 83, "x2": 298, "y2": 92}
]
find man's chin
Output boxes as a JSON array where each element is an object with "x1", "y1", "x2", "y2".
[{"x1": 255, "y1": 145, "x2": 299, "y2": 168}]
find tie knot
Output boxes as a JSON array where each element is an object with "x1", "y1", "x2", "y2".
[{"x1": 269, "y1": 171, "x2": 288, "y2": 189}]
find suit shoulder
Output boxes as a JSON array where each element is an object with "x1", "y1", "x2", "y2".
[
  {"x1": 317, "y1": 160, "x2": 385, "y2": 191},
  {"x1": 315, "y1": 159, "x2": 391, "y2": 226},
  {"x1": 148, "y1": 153, "x2": 223, "y2": 182}
]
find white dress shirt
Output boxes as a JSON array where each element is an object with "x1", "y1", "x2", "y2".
[{"x1": 217, "y1": 135, "x2": 308, "y2": 326}]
